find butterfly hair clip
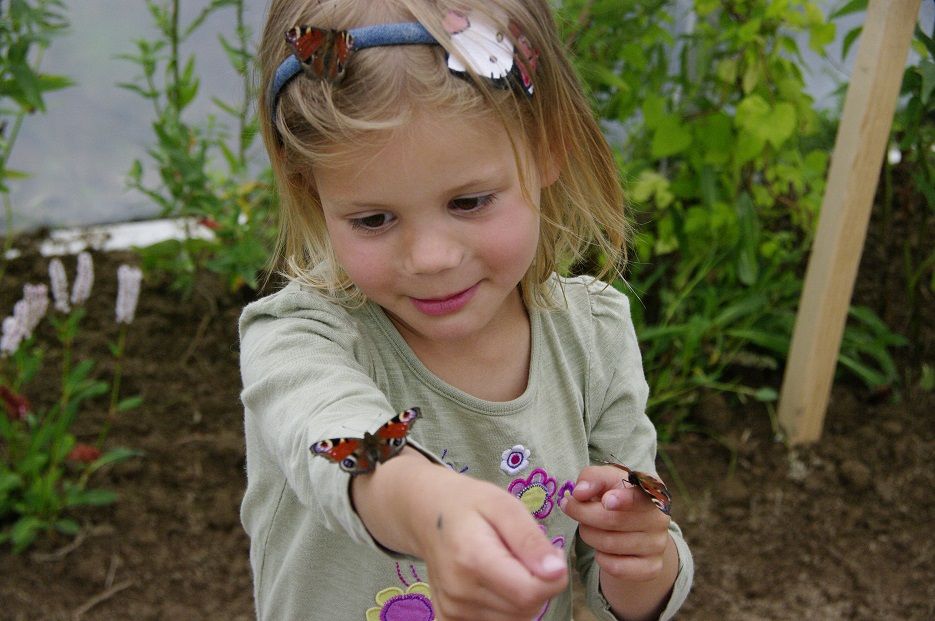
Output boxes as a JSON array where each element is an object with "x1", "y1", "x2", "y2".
[
  {"x1": 601, "y1": 457, "x2": 672, "y2": 515},
  {"x1": 269, "y1": 13, "x2": 538, "y2": 118},
  {"x1": 311, "y1": 407, "x2": 422, "y2": 475}
]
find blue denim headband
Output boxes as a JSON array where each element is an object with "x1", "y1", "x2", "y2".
[{"x1": 268, "y1": 22, "x2": 438, "y2": 118}]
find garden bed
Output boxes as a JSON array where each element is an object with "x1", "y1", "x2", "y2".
[{"x1": 0, "y1": 233, "x2": 932, "y2": 620}]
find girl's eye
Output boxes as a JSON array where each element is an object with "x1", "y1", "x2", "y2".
[
  {"x1": 449, "y1": 193, "x2": 497, "y2": 213},
  {"x1": 349, "y1": 213, "x2": 394, "y2": 231}
]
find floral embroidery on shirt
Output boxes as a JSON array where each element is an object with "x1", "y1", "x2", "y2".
[
  {"x1": 499, "y1": 444, "x2": 531, "y2": 475},
  {"x1": 508, "y1": 467, "x2": 558, "y2": 519},
  {"x1": 557, "y1": 480, "x2": 575, "y2": 504},
  {"x1": 366, "y1": 563, "x2": 434, "y2": 621}
]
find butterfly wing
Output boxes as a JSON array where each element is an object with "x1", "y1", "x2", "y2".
[
  {"x1": 311, "y1": 437, "x2": 376, "y2": 475},
  {"x1": 285, "y1": 26, "x2": 352, "y2": 82},
  {"x1": 286, "y1": 26, "x2": 328, "y2": 62},
  {"x1": 373, "y1": 407, "x2": 422, "y2": 463},
  {"x1": 310, "y1": 408, "x2": 421, "y2": 475},
  {"x1": 629, "y1": 470, "x2": 672, "y2": 515},
  {"x1": 601, "y1": 458, "x2": 672, "y2": 515}
]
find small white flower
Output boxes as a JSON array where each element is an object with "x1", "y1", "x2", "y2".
[
  {"x1": 115, "y1": 265, "x2": 143, "y2": 325},
  {"x1": 49, "y1": 258, "x2": 70, "y2": 313},
  {"x1": 500, "y1": 444, "x2": 531, "y2": 475},
  {"x1": 71, "y1": 251, "x2": 94, "y2": 306}
]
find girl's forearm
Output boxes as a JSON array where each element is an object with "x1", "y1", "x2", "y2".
[
  {"x1": 350, "y1": 447, "x2": 448, "y2": 557},
  {"x1": 599, "y1": 533, "x2": 680, "y2": 621}
]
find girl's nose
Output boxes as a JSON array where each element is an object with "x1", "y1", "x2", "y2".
[{"x1": 404, "y1": 225, "x2": 464, "y2": 275}]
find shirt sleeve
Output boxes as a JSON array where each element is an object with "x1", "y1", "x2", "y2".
[
  {"x1": 238, "y1": 284, "x2": 440, "y2": 553},
  {"x1": 573, "y1": 278, "x2": 694, "y2": 620}
]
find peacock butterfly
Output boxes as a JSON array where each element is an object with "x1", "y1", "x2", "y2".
[
  {"x1": 285, "y1": 25, "x2": 353, "y2": 82},
  {"x1": 601, "y1": 457, "x2": 672, "y2": 515},
  {"x1": 311, "y1": 407, "x2": 421, "y2": 475}
]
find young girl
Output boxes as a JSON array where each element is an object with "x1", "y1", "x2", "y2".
[{"x1": 240, "y1": 1, "x2": 693, "y2": 619}]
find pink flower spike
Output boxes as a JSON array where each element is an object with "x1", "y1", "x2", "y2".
[
  {"x1": 49, "y1": 258, "x2": 70, "y2": 313},
  {"x1": 0, "y1": 315, "x2": 24, "y2": 356},
  {"x1": 115, "y1": 265, "x2": 143, "y2": 325},
  {"x1": 71, "y1": 251, "x2": 94, "y2": 306},
  {"x1": 23, "y1": 283, "x2": 49, "y2": 333}
]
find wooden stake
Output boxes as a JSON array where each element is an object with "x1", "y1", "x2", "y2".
[{"x1": 777, "y1": 0, "x2": 921, "y2": 445}]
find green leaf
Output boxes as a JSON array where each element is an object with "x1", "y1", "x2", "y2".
[
  {"x1": 10, "y1": 516, "x2": 43, "y2": 553},
  {"x1": 754, "y1": 387, "x2": 779, "y2": 402},
  {"x1": 65, "y1": 488, "x2": 118, "y2": 508},
  {"x1": 86, "y1": 448, "x2": 143, "y2": 475},
  {"x1": 117, "y1": 396, "x2": 144, "y2": 412},
  {"x1": 734, "y1": 193, "x2": 760, "y2": 286},
  {"x1": 916, "y1": 59, "x2": 935, "y2": 105},
  {"x1": 55, "y1": 518, "x2": 81, "y2": 535},
  {"x1": 651, "y1": 115, "x2": 692, "y2": 158}
]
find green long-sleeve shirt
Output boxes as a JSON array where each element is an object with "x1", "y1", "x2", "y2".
[{"x1": 239, "y1": 274, "x2": 693, "y2": 620}]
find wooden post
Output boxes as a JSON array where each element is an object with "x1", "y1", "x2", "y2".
[{"x1": 777, "y1": 0, "x2": 921, "y2": 445}]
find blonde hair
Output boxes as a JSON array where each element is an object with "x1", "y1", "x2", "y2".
[{"x1": 258, "y1": 0, "x2": 628, "y2": 307}]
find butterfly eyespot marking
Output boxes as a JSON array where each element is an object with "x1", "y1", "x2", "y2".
[{"x1": 310, "y1": 407, "x2": 423, "y2": 476}]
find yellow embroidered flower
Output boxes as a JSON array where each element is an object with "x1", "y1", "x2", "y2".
[{"x1": 365, "y1": 582, "x2": 434, "y2": 621}]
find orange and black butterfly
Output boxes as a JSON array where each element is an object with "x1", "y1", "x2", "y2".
[
  {"x1": 311, "y1": 408, "x2": 421, "y2": 475},
  {"x1": 285, "y1": 26, "x2": 354, "y2": 82},
  {"x1": 602, "y1": 458, "x2": 672, "y2": 515}
]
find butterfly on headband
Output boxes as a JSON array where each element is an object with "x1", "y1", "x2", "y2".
[
  {"x1": 311, "y1": 407, "x2": 422, "y2": 475},
  {"x1": 285, "y1": 25, "x2": 353, "y2": 82},
  {"x1": 601, "y1": 457, "x2": 672, "y2": 515}
]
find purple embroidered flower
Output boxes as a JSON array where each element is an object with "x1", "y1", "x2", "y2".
[
  {"x1": 366, "y1": 583, "x2": 434, "y2": 621},
  {"x1": 500, "y1": 444, "x2": 530, "y2": 475},
  {"x1": 508, "y1": 467, "x2": 558, "y2": 519},
  {"x1": 557, "y1": 480, "x2": 575, "y2": 505}
]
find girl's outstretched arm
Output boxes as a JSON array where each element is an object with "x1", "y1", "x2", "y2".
[{"x1": 352, "y1": 447, "x2": 569, "y2": 621}]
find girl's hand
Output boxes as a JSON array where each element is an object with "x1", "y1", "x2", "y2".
[
  {"x1": 560, "y1": 465, "x2": 672, "y2": 583},
  {"x1": 354, "y1": 451, "x2": 567, "y2": 619},
  {"x1": 412, "y1": 469, "x2": 568, "y2": 621}
]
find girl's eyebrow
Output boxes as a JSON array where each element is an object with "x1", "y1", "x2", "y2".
[{"x1": 339, "y1": 173, "x2": 508, "y2": 210}]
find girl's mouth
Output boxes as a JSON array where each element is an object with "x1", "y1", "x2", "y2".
[{"x1": 410, "y1": 284, "x2": 479, "y2": 316}]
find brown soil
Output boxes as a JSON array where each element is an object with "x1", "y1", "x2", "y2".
[{"x1": 0, "y1": 204, "x2": 932, "y2": 620}]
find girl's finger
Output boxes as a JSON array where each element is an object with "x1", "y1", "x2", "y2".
[{"x1": 577, "y1": 523, "x2": 671, "y2": 557}]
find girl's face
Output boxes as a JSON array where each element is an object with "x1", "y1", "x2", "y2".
[{"x1": 314, "y1": 109, "x2": 553, "y2": 350}]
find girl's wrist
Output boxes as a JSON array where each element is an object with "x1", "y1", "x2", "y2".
[{"x1": 350, "y1": 447, "x2": 451, "y2": 557}]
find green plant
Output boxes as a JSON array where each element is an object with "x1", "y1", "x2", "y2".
[
  {"x1": 0, "y1": 0, "x2": 71, "y2": 285},
  {"x1": 121, "y1": 0, "x2": 275, "y2": 296},
  {"x1": 0, "y1": 255, "x2": 142, "y2": 552},
  {"x1": 558, "y1": 0, "x2": 905, "y2": 431},
  {"x1": 889, "y1": 24, "x2": 935, "y2": 374}
]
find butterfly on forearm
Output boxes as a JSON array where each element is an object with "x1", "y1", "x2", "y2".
[
  {"x1": 601, "y1": 457, "x2": 672, "y2": 516},
  {"x1": 311, "y1": 408, "x2": 422, "y2": 475}
]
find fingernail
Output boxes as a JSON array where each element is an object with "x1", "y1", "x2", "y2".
[
  {"x1": 559, "y1": 496, "x2": 568, "y2": 511},
  {"x1": 603, "y1": 494, "x2": 621, "y2": 510},
  {"x1": 577, "y1": 481, "x2": 591, "y2": 494},
  {"x1": 540, "y1": 553, "x2": 565, "y2": 574}
]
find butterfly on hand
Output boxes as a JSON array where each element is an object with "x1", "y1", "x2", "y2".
[
  {"x1": 601, "y1": 457, "x2": 672, "y2": 515},
  {"x1": 311, "y1": 408, "x2": 421, "y2": 475},
  {"x1": 285, "y1": 25, "x2": 353, "y2": 82}
]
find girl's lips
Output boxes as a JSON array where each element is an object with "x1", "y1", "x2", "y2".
[{"x1": 410, "y1": 284, "x2": 479, "y2": 316}]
